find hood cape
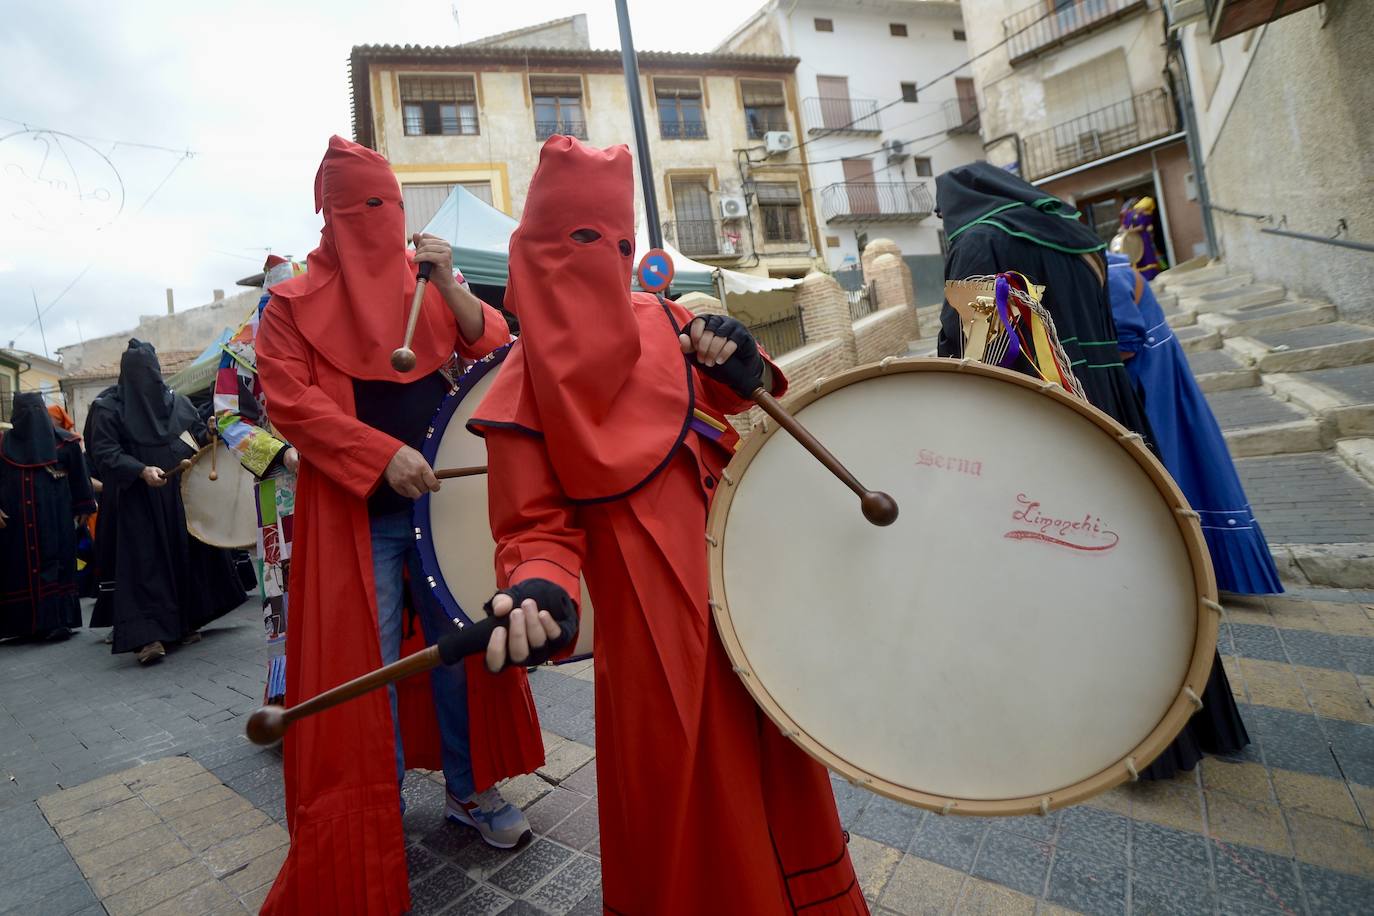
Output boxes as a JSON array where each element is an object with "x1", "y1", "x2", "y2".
[
  {"x1": 47, "y1": 403, "x2": 76, "y2": 432},
  {"x1": 267, "y1": 135, "x2": 457, "y2": 382},
  {"x1": 468, "y1": 136, "x2": 694, "y2": 502},
  {"x1": 937, "y1": 161, "x2": 1106, "y2": 256},
  {"x1": 93, "y1": 340, "x2": 201, "y2": 448},
  {"x1": 1, "y1": 392, "x2": 64, "y2": 466}
]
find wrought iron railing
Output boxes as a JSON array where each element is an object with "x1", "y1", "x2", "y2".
[
  {"x1": 0, "y1": 392, "x2": 12, "y2": 424},
  {"x1": 802, "y1": 96, "x2": 882, "y2": 133},
  {"x1": 745, "y1": 308, "x2": 806, "y2": 357},
  {"x1": 1021, "y1": 89, "x2": 1176, "y2": 180},
  {"x1": 820, "y1": 181, "x2": 935, "y2": 223},
  {"x1": 668, "y1": 219, "x2": 722, "y2": 258},
  {"x1": 660, "y1": 120, "x2": 708, "y2": 140},
  {"x1": 942, "y1": 98, "x2": 980, "y2": 134},
  {"x1": 847, "y1": 285, "x2": 878, "y2": 321},
  {"x1": 535, "y1": 120, "x2": 588, "y2": 141},
  {"x1": 1004, "y1": 0, "x2": 1146, "y2": 64}
]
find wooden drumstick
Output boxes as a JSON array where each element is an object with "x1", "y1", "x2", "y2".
[
  {"x1": 161, "y1": 459, "x2": 193, "y2": 480},
  {"x1": 247, "y1": 613, "x2": 512, "y2": 745},
  {"x1": 390, "y1": 262, "x2": 435, "y2": 372},
  {"x1": 750, "y1": 387, "x2": 899, "y2": 527},
  {"x1": 208, "y1": 437, "x2": 218, "y2": 481},
  {"x1": 434, "y1": 465, "x2": 487, "y2": 480}
]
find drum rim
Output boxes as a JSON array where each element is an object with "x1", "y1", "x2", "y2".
[
  {"x1": 415, "y1": 343, "x2": 512, "y2": 628},
  {"x1": 705, "y1": 356, "x2": 1219, "y2": 817},
  {"x1": 181, "y1": 441, "x2": 258, "y2": 549}
]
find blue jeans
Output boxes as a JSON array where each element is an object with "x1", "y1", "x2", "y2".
[{"x1": 371, "y1": 511, "x2": 474, "y2": 798}]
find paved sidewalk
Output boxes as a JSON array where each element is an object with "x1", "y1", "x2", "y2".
[{"x1": 3, "y1": 590, "x2": 1372, "y2": 914}]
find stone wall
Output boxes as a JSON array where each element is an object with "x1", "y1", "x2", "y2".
[{"x1": 854, "y1": 306, "x2": 920, "y2": 366}]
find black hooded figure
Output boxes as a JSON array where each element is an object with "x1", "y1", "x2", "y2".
[
  {"x1": 935, "y1": 163, "x2": 1249, "y2": 779},
  {"x1": 85, "y1": 340, "x2": 246, "y2": 662},
  {"x1": 935, "y1": 162, "x2": 1156, "y2": 442},
  {"x1": 0, "y1": 393, "x2": 96, "y2": 640}
]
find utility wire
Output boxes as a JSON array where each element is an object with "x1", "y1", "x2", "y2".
[{"x1": 0, "y1": 115, "x2": 196, "y2": 157}]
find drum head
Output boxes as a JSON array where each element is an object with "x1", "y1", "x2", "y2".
[
  {"x1": 416, "y1": 346, "x2": 595, "y2": 662},
  {"x1": 707, "y1": 359, "x2": 1215, "y2": 815},
  {"x1": 182, "y1": 441, "x2": 258, "y2": 548}
]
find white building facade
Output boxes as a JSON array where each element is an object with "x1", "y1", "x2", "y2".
[{"x1": 720, "y1": 0, "x2": 982, "y2": 296}]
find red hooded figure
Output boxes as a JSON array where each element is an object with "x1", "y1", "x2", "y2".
[
  {"x1": 256, "y1": 136, "x2": 543, "y2": 915},
  {"x1": 471, "y1": 136, "x2": 867, "y2": 914}
]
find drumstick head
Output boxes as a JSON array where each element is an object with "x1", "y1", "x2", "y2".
[
  {"x1": 861, "y1": 491, "x2": 899, "y2": 527},
  {"x1": 390, "y1": 347, "x2": 418, "y2": 372},
  {"x1": 246, "y1": 706, "x2": 287, "y2": 745}
]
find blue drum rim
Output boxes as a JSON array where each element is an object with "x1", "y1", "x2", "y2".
[{"x1": 414, "y1": 343, "x2": 512, "y2": 629}]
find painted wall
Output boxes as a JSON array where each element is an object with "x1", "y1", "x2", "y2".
[
  {"x1": 372, "y1": 62, "x2": 819, "y2": 275},
  {"x1": 1186, "y1": 6, "x2": 1374, "y2": 323},
  {"x1": 723, "y1": 0, "x2": 983, "y2": 270}
]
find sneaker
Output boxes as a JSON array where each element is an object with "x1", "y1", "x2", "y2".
[
  {"x1": 445, "y1": 787, "x2": 531, "y2": 849},
  {"x1": 137, "y1": 641, "x2": 166, "y2": 665}
]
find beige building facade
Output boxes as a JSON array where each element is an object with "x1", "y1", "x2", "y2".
[
  {"x1": 349, "y1": 17, "x2": 824, "y2": 280},
  {"x1": 959, "y1": 0, "x2": 1206, "y2": 263}
]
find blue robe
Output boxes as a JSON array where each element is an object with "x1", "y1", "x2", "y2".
[{"x1": 1106, "y1": 253, "x2": 1283, "y2": 594}]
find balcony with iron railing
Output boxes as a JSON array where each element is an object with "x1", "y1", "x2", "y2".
[
  {"x1": 535, "y1": 120, "x2": 588, "y2": 141},
  {"x1": 1004, "y1": 0, "x2": 1148, "y2": 65},
  {"x1": 802, "y1": 96, "x2": 882, "y2": 134},
  {"x1": 942, "y1": 98, "x2": 980, "y2": 135},
  {"x1": 820, "y1": 181, "x2": 935, "y2": 223},
  {"x1": 663, "y1": 219, "x2": 744, "y2": 260},
  {"x1": 1021, "y1": 88, "x2": 1177, "y2": 181}
]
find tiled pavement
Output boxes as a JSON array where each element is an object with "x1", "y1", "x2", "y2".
[{"x1": 3, "y1": 590, "x2": 1372, "y2": 915}]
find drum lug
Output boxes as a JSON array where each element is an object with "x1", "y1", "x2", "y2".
[
  {"x1": 939, "y1": 800, "x2": 957, "y2": 816},
  {"x1": 1038, "y1": 797, "x2": 1052, "y2": 817},
  {"x1": 1125, "y1": 757, "x2": 1140, "y2": 781},
  {"x1": 1183, "y1": 686, "x2": 1204, "y2": 710},
  {"x1": 879, "y1": 356, "x2": 896, "y2": 370},
  {"x1": 1201, "y1": 598, "x2": 1223, "y2": 616}
]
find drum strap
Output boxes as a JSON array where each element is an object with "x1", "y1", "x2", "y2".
[{"x1": 1133, "y1": 269, "x2": 1146, "y2": 305}]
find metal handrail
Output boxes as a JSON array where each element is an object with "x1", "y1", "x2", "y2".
[
  {"x1": 847, "y1": 285, "x2": 879, "y2": 321},
  {"x1": 802, "y1": 96, "x2": 882, "y2": 133},
  {"x1": 745, "y1": 308, "x2": 807, "y2": 357},
  {"x1": 1021, "y1": 89, "x2": 1176, "y2": 180}
]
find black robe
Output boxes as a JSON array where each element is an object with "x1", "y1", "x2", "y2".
[
  {"x1": 85, "y1": 341, "x2": 245, "y2": 653},
  {"x1": 0, "y1": 394, "x2": 96, "y2": 639},
  {"x1": 935, "y1": 163, "x2": 1248, "y2": 779}
]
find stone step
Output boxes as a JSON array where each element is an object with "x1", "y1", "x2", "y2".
[
  {"x1": 1207, "y1": 387, "x2": 1328, "y2": 457},
  {"x1": 1174, "y1": 272, "x2": 1254, "y2": 298},
  {"x1": 1198, "y1": 299, "x2": 1337, "y2": 338},
  {"x1": 1180, "y1": 283, "x2": 1287, "y2": 314},
  {"x1": 1236, "y1": 450, "x2": 1374, "y2": 587},
  {"x1": 1267, "y1": 363, "x2": 1374, "y2": 437},
  {"x1": 1154, "y1": 260, "x2": 1227, "y2": 290},
  {"x1": 1246, "y1": 322, "x2": 1374, "y2": 373},
  {"x1": 1164, "y1": 307, "x2": 1197, "y2": 328},
  {"x1": 1186, "y1": 349, "x2": 1260, "y2": 392},
  {"x1": 1336, "y1": 438, "x2": 1374, "y2": 487},
  {"x1": 1175, "y1": 324, "x2": 1222, "y2": 352}
]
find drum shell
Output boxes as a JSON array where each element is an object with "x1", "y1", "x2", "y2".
[{"x1": 706, "y1": 357, "x2": 1217, "y2": 816}]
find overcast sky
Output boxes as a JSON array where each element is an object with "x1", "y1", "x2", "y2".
[{"x1": 0, "y1": 0, "x2": 757, "y2": 357}]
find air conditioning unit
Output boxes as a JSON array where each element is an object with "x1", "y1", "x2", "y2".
[
  {"x1": 764, "y1": 130, "x2": 795, "y2": 155},
  {"x1": 885, "y1": 139, "x2": 909, "y2": 164},
  {"x1": 719, "y1": 195, "x2": 748, "y2": 220}
]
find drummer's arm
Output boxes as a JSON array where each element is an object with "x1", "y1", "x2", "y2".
[
  {"x1": 256, "y1": 300, "x2": 403, "y2": 500},
  {"x1": 486, "y1": 429, "x2": 586, "y2": 661}
]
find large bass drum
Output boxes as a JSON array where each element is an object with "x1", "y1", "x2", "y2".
[
  {"x1": 707, "y1": 358, "x2": 1217, "y2": 816},
  {"x1": 416, "y1": 345, "x2": 595, "y2": 663},
  {"x1": 182, "y1": 440, "x2": 258, "y2": 549}
]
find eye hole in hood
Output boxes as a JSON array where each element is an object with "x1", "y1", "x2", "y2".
[{"x1": 570, "y1": 228, "x2": 602, "y2": 243}]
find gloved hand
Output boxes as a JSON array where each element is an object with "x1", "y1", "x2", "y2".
[
  {"x1": 678, "y1": 315, "x2": 766, "y2": 398},
  {"x1": 482, "y1": 578, "x2": 578, "y2": 670}
]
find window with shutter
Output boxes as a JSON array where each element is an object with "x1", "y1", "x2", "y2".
[
  {"x1": 756, "y1": 182, "x2": 805, "y2": 243},
  {"x1": 530, "y1": 76, "x2": 587, "y2": 140},
  {"x1": 656, "y1": 78, "x2": 706, "y2": 140},
  {"x1": 740, "y1": 80, "x2": 788, "y2": 140},
  {"x1": 399, "y1": 76, "x2": 479, "y2": 136}
]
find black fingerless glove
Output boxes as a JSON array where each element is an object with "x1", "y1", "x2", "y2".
[
  {"x1": 483, "y1": 578, "x2": 578, "y2": 668},
  {"x1": 689, "y1": 314, "x2": 766, "y2": 398}
]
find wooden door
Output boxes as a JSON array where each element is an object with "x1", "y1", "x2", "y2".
[
  {"x1": 842, "y1": 158, "x2": 877, "y2": 214},
  {"x1": 817, "y1": 76, "x2": 852, "y2": 129},
  {"x1": 956, "y1": 77, "x2": 978, "y2": 125}
]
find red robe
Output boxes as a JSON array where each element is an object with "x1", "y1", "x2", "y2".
[
  {"x1": 256, "y1": 299, "x2": 544, "y2": 916},
  {"x1": 477, "y1": 295, "x2": 867, "y2": 914}
]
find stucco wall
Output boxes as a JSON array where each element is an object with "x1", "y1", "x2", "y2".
[{"x1": 1199, "y1": 6, "x2": 1374, "y2": 323}]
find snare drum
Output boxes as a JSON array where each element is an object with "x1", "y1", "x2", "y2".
[
  {"x1": 707, "y1": 357, "x2": 1216, "y2": 816},
  {"x1": 416, "y1": 344, "x2": 595, "y2": 662}
]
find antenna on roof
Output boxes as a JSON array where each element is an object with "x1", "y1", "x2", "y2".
[{"x1": 450, "y1": 2, "x2": 462, "y2": 39}]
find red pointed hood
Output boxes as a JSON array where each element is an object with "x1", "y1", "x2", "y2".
[
  {"x1": 269, "y1": 136, "x2": 456, "y2": 381},
  {"x1": 470, "y1": 136, "x2": 693, "y2": 501}
]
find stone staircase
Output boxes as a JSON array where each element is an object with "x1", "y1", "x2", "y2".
[
  {"x1": 1155, "y1": 261, "x2": 1374, "y2": 589},
  {"x1": 906, "y1": 264, "x2": 1374, "y2": 588}
]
